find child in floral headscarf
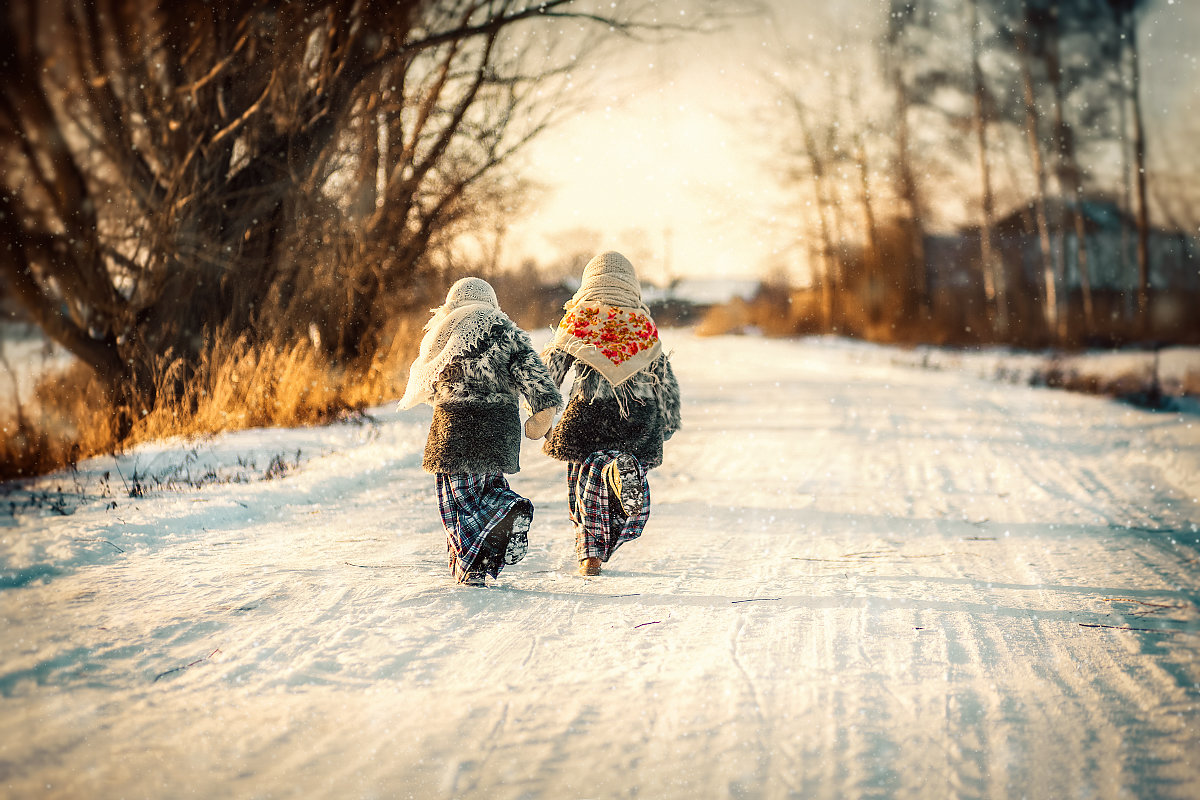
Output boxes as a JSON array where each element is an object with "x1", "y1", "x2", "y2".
[
  {"x1": 530, "y1": 251, "x2": 681, "y2": 576},
  {"x1": 400, "y1": 277, "x2": 562, "y2": 586}
]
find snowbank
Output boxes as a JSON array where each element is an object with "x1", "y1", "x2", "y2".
[{"x1": 896, "y1": 342, "x2": 1200, "y2": 411}]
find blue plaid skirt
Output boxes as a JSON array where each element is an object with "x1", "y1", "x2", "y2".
[
  {"x1": 437, "y1": 473, "x2": 532, "y2": 580},
  {"x1": 568, "y1": 450, "x2": 651, "y2": 562}
]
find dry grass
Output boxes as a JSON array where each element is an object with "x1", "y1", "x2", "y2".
[
  {"x1": 698, "y1": 280, "x2": 1200, "y2": 352},
  {"x1": 0, "y1": 315, "x2": 425, "y2": 483},
  {"x1": 1, "y1": 365, "x2": 120, "y2": 482}
]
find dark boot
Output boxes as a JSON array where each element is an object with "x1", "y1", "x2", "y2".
[
  {"x1": 463, "y1": 552, "x2": 492, "y2": 586},
  {"x1": 502, "y1": 510, "x2": 531, "y2": 565},
  {"x1": 603, "y1": 453, "x2": 643, "y2": 517},
  {"x1": 579, "y1": 556, "x2": 602, "y2": 576}
]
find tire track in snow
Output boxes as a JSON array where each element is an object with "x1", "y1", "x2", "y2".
[{"x1": 724, "y1": 614, "x2": 774, "y2": 796}]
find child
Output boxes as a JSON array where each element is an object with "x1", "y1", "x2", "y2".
[
  {"x1": 532, "y1": 251, "x2": 681, "y2": 576},
  {"x1": 400, "y1": 277, "x2": 562, "y2": 586}
]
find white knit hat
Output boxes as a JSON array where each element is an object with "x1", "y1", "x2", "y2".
[
  {"x1": 544, "y1": 251, "x2": 662, "y2": 389},
  {"x1": 569, "y1": 250, "x2": 649, "y2": 313},
  {"x1": 442, "y1": 276, "x2": 498, "y2": 309},
  {"x1": 398, "y1": 277, "x2": 508, "y2": 409}
]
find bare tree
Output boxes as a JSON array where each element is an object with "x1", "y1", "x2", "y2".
[
  {"x1": 1041, "y1": 2, "x2": 1094, "y2": 334},
  {"x1": 0, "y1": 0, "x2": 746, "y2": 433},
  {"x1": 1109, "y1": 0, "x2": 1152, "y2": 329},
  {"x1": 967, "y1": 0, "x2": 1007, "y2": 334},
  {"x1": 884, "y1": 0, "x2": 929, "y2": 316},
  {"x1": 1012, "y1": 2, "x2": 1063, "y2": 342},
  {"x1": 781, "y1": 90, "x2": 839, "y2": 328}
]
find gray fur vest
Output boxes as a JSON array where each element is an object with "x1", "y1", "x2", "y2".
[
  {"x1": 423, "y1": 319, "x2": 562, "y2": 475},
  {"x1": 542, "y1": 350, "x2": 681, "y2": 470}
]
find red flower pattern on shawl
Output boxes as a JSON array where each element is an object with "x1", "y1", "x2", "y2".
[{"x1": 559, "y1": 303, "x2": 659, "y2": 367}]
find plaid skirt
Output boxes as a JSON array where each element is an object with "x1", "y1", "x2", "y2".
[
  {"x1": 568, "y1": 450, "x2": 651, "y2": 562},
  {"x1": 437, "y1": 473, "x2": 532, "y2": 580}
]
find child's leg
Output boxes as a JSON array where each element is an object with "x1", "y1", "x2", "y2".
[
  {"x1": 477, "y1": 500, "x2": 533, "y2": 575},
  {"x1": 437, "y1": 472, "x2": 530, "y2": 584},
  {"x1": 603, "y1": 452, "x2": 644, "y2": 517},
  {"x1": 566, "y1": 461, "x2": 584, "y2": 528},
  {"x1": 568, "y1": 461, "x2": 604, "y2": 564},
  {"x1": 579, "y1": 451, "x2": 652, "y2": 569},
  {"x1": 436, "y1": 474, "x2": 459, "y2": 578}
]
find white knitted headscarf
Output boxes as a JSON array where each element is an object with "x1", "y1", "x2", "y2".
[
  {"x1": 398, "y1": 277, "x2": 509, "y2": 409},
  {"x1": 570, "y1": 250, "x2": 652, "y2": 313},
  {"x1": 545, "y1": 250, "x2": 662, "y2": 388}
]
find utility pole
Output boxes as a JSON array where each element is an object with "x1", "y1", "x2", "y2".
[{"x1": 663, "y1": 226, "x2": 674, "y2": 291}]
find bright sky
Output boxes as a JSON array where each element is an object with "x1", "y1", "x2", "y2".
[
  {"x1": 505, "y1": 76, "x2": 773, "y2": 284},
  {"x1": 504, "y1": 0, "x2": 1200, "y2": 283},
  {"x1": 503, "y1": 3, "x2": 794, "y2": 284}
]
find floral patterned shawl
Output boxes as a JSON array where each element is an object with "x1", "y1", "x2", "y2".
[
  {"x1": 547, "y1": 300, "x2": 662, "y2": 387},
  {"x1": 544, "y1": 251, "x2": 663, "y2": 387}
]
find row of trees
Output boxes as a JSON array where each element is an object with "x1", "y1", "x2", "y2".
[
  {"x1": 1, "y1": 0, "x2": 743, "y2": 437},
  {"x1": 770, "y1": 0, "x2": 1186, "y2": 345}
]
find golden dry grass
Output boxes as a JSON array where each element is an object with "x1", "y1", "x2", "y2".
[{"x1": 0, "y1": 315, "x2": 425, "y2": 483}]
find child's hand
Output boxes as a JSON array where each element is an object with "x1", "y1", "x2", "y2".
[{"x1": 524, "y1": 408, "x2": 555, "y2": 439}]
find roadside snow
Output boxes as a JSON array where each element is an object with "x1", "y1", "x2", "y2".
[
  {"x1": 891, "y1": 340, "x2": 1200, "y2": 410},
  {"x1": 2, "y1": 331, "x2": 1199, "y2": 799}
]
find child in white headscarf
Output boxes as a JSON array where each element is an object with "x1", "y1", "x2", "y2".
[
  {"x1": 532, "y1": 251, "x2": 681, "y2": 576},
  {"x1": 400, "y1": 277, "x2": 562, "y2": 586}
]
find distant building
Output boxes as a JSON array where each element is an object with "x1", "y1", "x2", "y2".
[{"x1": 926, "y1": 197, "x2": 1199, "y2": 294}]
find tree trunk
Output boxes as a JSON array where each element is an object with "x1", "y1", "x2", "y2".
[
  {"x1": 1044, "y1": 6, "x2": 1094, "y2": 338},
  {"x1": 1115, "y1": 13, "x2": 1135, "y2": 320},
  {"x1": 790, "y1": 97, "x2": 837, "y2": 330},
  {"x1": 853, "y1": 126, "x2": 882, "y2": 323},
  {"x1": 1015, "y1": 25, "x2": 1060, "y2": 343},
  {"x1": 1126, "y1": 7, "x2": 1152, "y2": 333},
  {"x1": 1072, "y1": 199, "x2": 1094, "y2": 334},
  {"x1": 888, "y1": 46, "x2": 927, "y2": 317},
  {"x1": 968, "y1": 0, "x2": 1006, "y2": 336},
  {"x1": 0, "y1": 213, "x2": 155, "y2": 436}
]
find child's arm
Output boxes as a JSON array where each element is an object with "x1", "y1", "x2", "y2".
[
  {"x1": 542, "y1": 347, "x2": 574, "y2": 389},
  {"x1": 520, "y1": 347, "x2": 571, "y2": 439},
  {"x1": 653, "y1": 355, "x2": 681, "y2": 439},
  {"x1": 510, "y1": 334, "x2": 563, "y2": 415}
]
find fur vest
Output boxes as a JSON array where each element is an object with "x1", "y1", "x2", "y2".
[
  {"x1": 423, "y1": 318, "x2": 561, "y2": 474},
  {"x1": 542, "y1": 349, "x2": 681, "y2": 469}
]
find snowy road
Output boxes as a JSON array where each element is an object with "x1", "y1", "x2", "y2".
[{"x1": 2, "y1": 332, "x2": 1199, "y2": 799}]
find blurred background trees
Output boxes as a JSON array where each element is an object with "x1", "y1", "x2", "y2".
[{"x1": 762, "y1": 0, "x2": 1195, "y2": 348}]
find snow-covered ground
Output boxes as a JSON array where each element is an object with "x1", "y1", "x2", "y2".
[{"x1": 2, "y1": 331, "x2": 1199, "y2": 799}]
